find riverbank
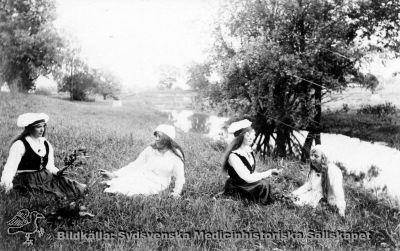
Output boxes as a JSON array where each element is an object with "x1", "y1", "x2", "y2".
[
  {"x1": 322, "y1": 111, "x2": 400, "y2": 150},
  {"x1": 0, "y1": 92, "x2": 399, "y2": 250}
]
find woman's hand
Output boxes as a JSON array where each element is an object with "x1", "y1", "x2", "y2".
[
  {"x1": 0, "y1": 184, "x2": 12, "y2": 194},
  {"x1": 170, "y1": 192, "x2": 181, "y2": 198},
  {"x1": 99, "y1": 169, "x2": 117, "y2": 179},
  {"x1": 291, "y1": 194, "x2": 300, "y2": 202},
  {"x1": 268, "y1": 168, "x2": 282, "y2": 176},
  {"x1": 55, "y1": 169, "x2": 70, "y2": 176},
  {"x1": 286, "y1": 193, "x2": 300, "y2": 203},
  {"x1": 261, "y1": 168, "x2": 282, "y2": 179}
]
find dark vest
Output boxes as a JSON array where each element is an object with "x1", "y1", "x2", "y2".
[
  {"x1": 225, "y1": 152, "x2": 256, "y2": 184},
  {"x1": 17, "y1": 138, "x2": 49, "y2": 171}
]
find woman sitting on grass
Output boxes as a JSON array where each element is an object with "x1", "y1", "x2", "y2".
[
  {"x1": 221, "y1": 119, "x2": 281, "y2": 204},
  {"x1": 291, "y1": 145, "x2": 346, "y2": 217},
  {"x1": 100, "y1": 124, "x2": 185, "y2": 197},
  {"x1": 0, "y1": 113, "x2": 87, "y2": 199}
]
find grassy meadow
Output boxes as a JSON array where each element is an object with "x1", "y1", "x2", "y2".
[{"x1": 0, "y1": 92, "x2": 399, "y2": 250}]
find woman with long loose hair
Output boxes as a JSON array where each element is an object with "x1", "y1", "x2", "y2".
[
  {"x1": 222, "y1": 119, "x2": 281, "y2": 204},
  {"x1": 100, "y1": 124, "x2": 185, "y2": 197},
  {"x1": 291, "y1": 145, "x2": 346, "y2": 216},
  {"x1": 0, "y1": 113, "x2": 87, "y2": 199}
]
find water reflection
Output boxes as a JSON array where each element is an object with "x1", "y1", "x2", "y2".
[
  {"x1": 164, "y1": 109, "x2": 229, "y2": 141},
  {"x1": 189, "y1": 113, "x2": 210, "y2": 134},
  {"x1": 165, "y1": 109, "x2": 400, "y2": 202}
]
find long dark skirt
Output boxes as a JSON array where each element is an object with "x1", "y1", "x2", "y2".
[
  {"x1": 13, "y1": 169, "x2": 86, "y2": 199},
  {"x1": 223, "y1": 178, "x2": 272, "y2": 205}
]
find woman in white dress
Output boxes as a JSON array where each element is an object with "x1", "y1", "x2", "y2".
[
  {"x1": 291, "y1": 145, "x2": 346, "y2": 216},
  {"x1": 100, "y1": 124, "x2": 185, "y2": 197}
]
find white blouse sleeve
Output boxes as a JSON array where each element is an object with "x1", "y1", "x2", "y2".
[
  {"x1": 171, "y1": 154, "x2": 185, "y2": 196},
  {"x1": 0, "y1": 141, "x2": 25, "y2": 192},
  {"x1": 228, "y1": 153, "x2": 270, "y2": 183},
  {"x1": 45, "y1": 141, "x2": 60, "y2": 175},
  {"x1": 114, "y1": 146, "x2": 149, "y2": 177}
]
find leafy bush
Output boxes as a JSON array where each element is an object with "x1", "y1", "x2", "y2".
[
  {"x1": 356, "y1": 102, "x2": 397, "y2": 118},
  {"x1": 59, "y1": 72, "x2": 97, "y2": 101}
]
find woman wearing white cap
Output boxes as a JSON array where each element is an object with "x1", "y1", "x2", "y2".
[
  {"x1": 0, "y1": 113, "x2": 87, "y2": 198},
  {"x1": 100, "y1": 124, "x2": 185, "y2": 197},
  {"x1": 222, "y1": 119, "x2": 281, "y2": 204}
]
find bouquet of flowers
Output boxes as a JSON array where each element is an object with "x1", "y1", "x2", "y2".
[{"x1": 57, "y1": 148, "x2": 89, "y2": 176}]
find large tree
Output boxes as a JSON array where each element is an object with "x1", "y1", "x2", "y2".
[
  {"x1": 186, "y1": 62, "x2": 211, "y2": 92},
  {"x1": 210, "y1": 0, "x2": 400, "y2": 158},
  {"x1": 55, "y1": 42, "x2": 122, "y2": 102},
  {"x1": 93, "y1": 68, "x2": 122, "y2": 100},
  {"x1": 157, "y1": 64, "x2": 180, "y2": 90},
  {"x1": 0, "y1": 0, "x2": 63, "y2": 92},
  {"x1": 59, "y1": 70, "x2": 97, "y2": 101}
]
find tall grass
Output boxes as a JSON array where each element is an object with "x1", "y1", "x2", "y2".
[{"x1": 0, "y1": 93, "x2": 399, "y2": 250}]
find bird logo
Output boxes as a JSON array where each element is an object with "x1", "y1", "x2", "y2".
[{"x1": 7, "y1": 209, "x2": 45, "y2": 246}]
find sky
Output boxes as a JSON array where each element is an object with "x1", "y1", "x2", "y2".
[
  {"x1": 50, "y1": 0, "x2": 399, "y2": 93},
  {"x1": 54, "y1": 0, "x2": 220, "y2": 91}
]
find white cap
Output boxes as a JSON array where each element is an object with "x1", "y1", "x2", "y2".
[
  {"x1": 17, "y1": 113, "x2": 49, "y2": 127},
  {"x1": 228, "y1": 119, "x2": 252, "y2": 135},
  {"x1": 311, "y1": 144, "x2": 325, "y2": 153},
  {"x1": 154, "y1": 124, "x2": 176, "y2": 140}
]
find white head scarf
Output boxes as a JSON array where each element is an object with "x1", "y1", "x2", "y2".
[{"x1": 154, "y1": 124, "x2": 176, "y2": 140}]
